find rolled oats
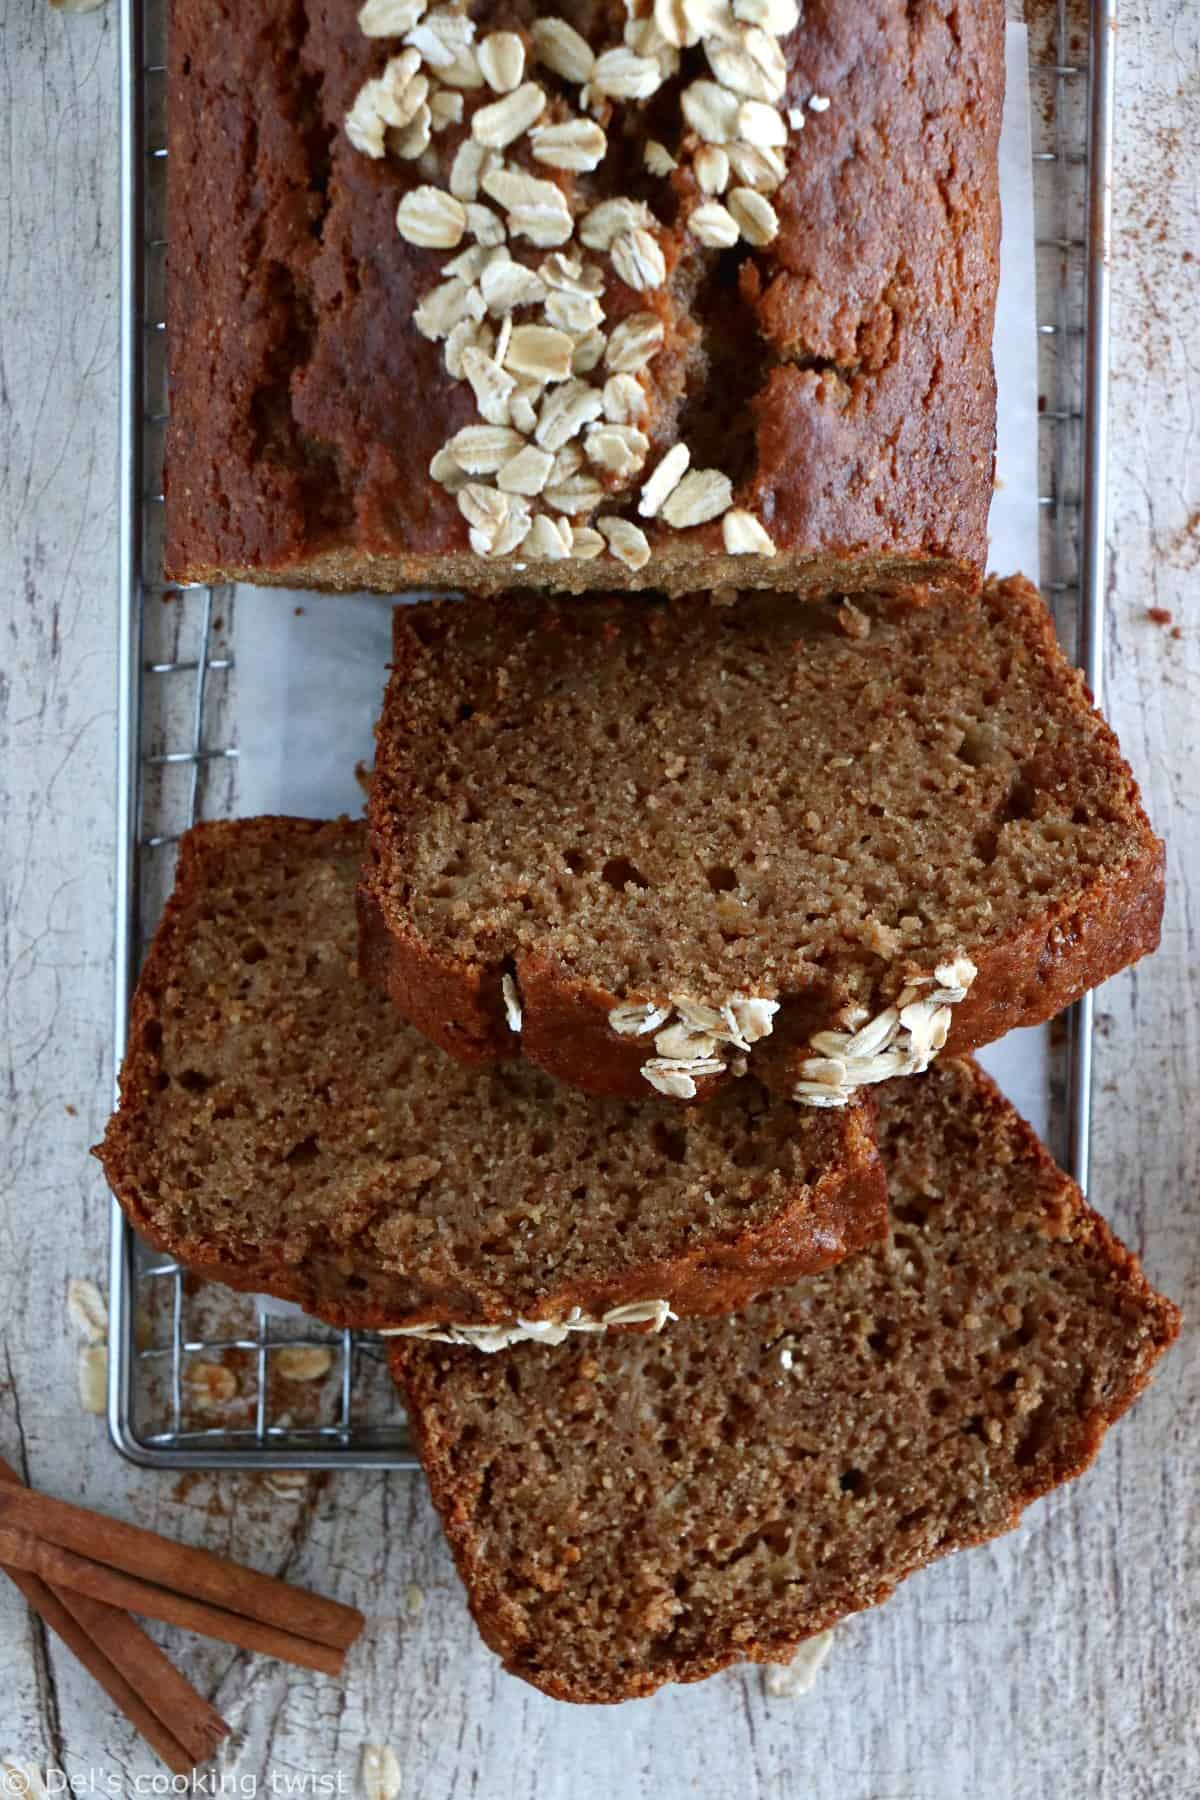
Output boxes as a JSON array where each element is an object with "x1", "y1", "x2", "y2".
[
  {"x1": 414, "y1": 274, "x2": 486, "y2": 339},
  {"x1": 530, "y1": 16, "x2": 596, "y2": 85},
  {"x1": 722, "y1": 508, "x2": 776, "y2": 554},
  {"x1": 571, "y1": 328, "x2": 607, "y2": 374},
  {"x1": 543, "y1": 287, "x2": 605, "y2": 336},
  {"x1": 695, "y1": 144, "x2": 731, "y2": 194},
  {"x1": 478, "y1": 30, "x2": 525, "y2": 93},
  {"x1": 472, "y1": 82, "x2": 546, "y2": 149},
  {"x1": 395, "y1": 184, "x2": 467, "y2": 248},
  {"x1": 429, "y1": 443, "x2": 469, "y2": 488},
  {"x1": 644, "y1": 139, "x2": 678, "y2": 176},
  {"x1": 808, "y1": 92, "x2": 832, "y2": 112},
  {"x1": 359, "y1": 0, "x2": 427, "y2": 35},
  {"x1": 579, "y1": 197, "x2": 653, "y2": 251},
  {"x1": 597, "y1": 515, "x2": 652, "y2": 569},
  {"x1": 509, "y1": 380, "x2": 541, "y2": 433},
  {"x1": 405, "y1": 9, "x2": 475, "y2": 69},
  {"x1": 569, "y1": 524, "x2": 606, "y2": 558},
  {"x1": 706, "y1": 31, "x2": 787, "y2": 102},
  {"x1": 497, "y1": 444, "x2": 555, "y2": 494},
  {"x1": 727, "y1": 140, "x2": 786, "y2": 192},
  {"x1": 535, "y1": 378, "x2": 605, "y2": 450},
  {"x1": 525, "y1": 512, "x2": 574, "y2": 558},
  {"x1": 429, "y1": 88, "x2": 465, "y2": 129},
  {"x1": 464, "y1": 201, "x2": 506, "y2": 246},
  {"x1": 638, "y1": 441, "x2": 690, "y2": 516},
  {"x1": 390, "y1": 100, "x2": 432, "y2": 160},
  {"x1": 539, "y1": 252, "x2": 604, "y2": 294},
  {"x1": 728, "y1": 184, "x2": 779, "y2": 246},
  {"x1": 688, "y1": 199, "x2": 739, "y2": 248},
  {"x1": 602, "y1": 373, "x2": 646, "y2": 424},
  {"x1": 461, "y1": 344, "x2": 517, "y2": 422},
  {"x1": 609, "y1": 1000, "x2": 672, "y2": 1035},
  {"x1": 67, "y1": 1277, "x2": 109, "y2": 1343},
  {"x1": 661, "y1": 466, "x2": 733, "y2": 526},
  {"x1": 585, "y1": 422, "x2": 649, "y2": 478},
  {"x1": 479, "y1": 259, "x2": 546, "y2": 312},
  {"x1": 681, "y1": 79, "x2": 740, "y2": 145},
  {"x1": 737, "y1": 98, "x2": 787, "y2": 147},
  {"x1": 449, "y1": 139, "x2": 490, "y2": 200},
  {"x1": 501, "y1": 972, "x2": 524, "y2": 1030},
  {"x1": 605, "y1": 312, "x2": 664, "y2": 372},
  {"x1": 530, "y1": 119, "x2": 607, "y2": 172},
  {"x1": 548, "y1": 442, "x2": 584, "y2": 484},
  {"x1": 591, "y1": 46, "x2": 663, "y2": 101},
  {"x1": 611, "y1": 227, "x2": 666, "y2": 292},
  {"x1": 624, "y1": 15, "x2": 682, "y2": 79},
  {"x1": 504, "y1": 322, "x2": 574, "y2": 382},
  {"x1": 545, "y1": 473, "x2": 606, "y2": 513},
  {"x1": 77, "y1": 1344, "x2": 108, "y2": 1415},
  {"x1": 444, "y1": 423, "x2": 525, "y2": 472},
  {"x1": 733, "y1": 0, "x2": 799, "y2": 29}
]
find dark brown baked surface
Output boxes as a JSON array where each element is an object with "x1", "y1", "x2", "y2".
[
  {"x1": 95, "y1": 817, "x2": 886, "y2": 1329},
  {"x1": 363, "y1": 575, "x2": 1165, "y2": 1102},
  {"x1": 164, "y1": 0, "x2": 1002, "y2": 594},
  {"x1": 391, "y1": 1057, "x2": 1180, "y2": 1703}
]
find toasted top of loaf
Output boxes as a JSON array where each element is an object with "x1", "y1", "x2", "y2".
[
  {"x1": 165, "y1": 0, "x2": 1001, "y2": 594},
  {"x1": 97, "y1": 818, "x2": 884, "y2": 1330},
  {"x1": 364, "y1": 576, "x2": 1163, "y2": 1100},
  {"x1": 392, "y1": 1057, "x2": 1179, "y2": 1703}
]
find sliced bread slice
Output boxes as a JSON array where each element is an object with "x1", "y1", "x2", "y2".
[
  {"x1": 364, "y1": 576, "x2": 1164, "y2": 1107},
  {"x1": 391, "y1": 1057, "x2": 1179, "y2": 1703},
  {"x1": 96, "y1": 818, "x2": 885, "y2": 1333}
]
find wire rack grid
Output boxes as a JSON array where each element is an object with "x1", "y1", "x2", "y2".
[{"x1": 108, "y1": 0, "x2": 1116, "y2": 1470}]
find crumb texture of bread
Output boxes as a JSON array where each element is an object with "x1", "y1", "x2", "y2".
[
  {"x1": 391, "y1": 1058, "x2": 1180, "y2": 1703},
  {"x1": 364, "y1": 576, "x2": 1164, "y2": 1099},
  {"x1": 164, "y1": 0, "x2": 1002, "y2": 594},
  {"x1": 96, "y1": 818, "x2": 886, "y2": 1328}
]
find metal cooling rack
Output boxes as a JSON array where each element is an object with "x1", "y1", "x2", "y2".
[{"x1": 108, "y1": 0, "x2": 1116, "y2": 1469}]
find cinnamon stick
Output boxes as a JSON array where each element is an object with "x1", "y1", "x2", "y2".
[
  {"x1": 0, "y1": 1460, "x2": 227, "y2": 1772},
  {"x1": 0, "y1": 1482, "x2": 363, "y2": 1652},
  {"x1": 0, "y1": 1525, "x2": 345, "y2": 1676}
]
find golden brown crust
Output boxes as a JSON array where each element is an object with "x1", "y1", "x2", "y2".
[
  {"x1": 391, "y1": 1059, "x2": 1181, "y2": 1703},
  {"x1": 362, "y1": 576, "x2": 1165, "y2": 1103},
  {"x1": 98, "y1": 816, "x2": 887, "y2": 1329}
]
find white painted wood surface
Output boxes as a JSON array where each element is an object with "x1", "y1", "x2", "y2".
[{"x1": 1, "y1": 0, "x2": 1196, "y2": 1793}]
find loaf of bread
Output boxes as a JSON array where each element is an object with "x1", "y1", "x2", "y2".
[
  {"x1": 165, "y1": 0, "x2": 1002, "y2": 596},
  {"x1": 363, "y1": 576, "x2": 1164, "y2": 1104},
  {"x1": 391, "y1": 1057, "x2": 1179, "y2": 1702},
  {"x1": 96, "y1": 817, "x2": 886, "y2": 1332}
]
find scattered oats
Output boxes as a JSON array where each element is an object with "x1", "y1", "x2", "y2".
[
  {"x1": 509, "y1": 383, "x2": 541, "y2": 433},
  {"x1": 530, "y1": 16, "x2": 596, "y2": 85},
  {"x1": 544, "y1": 473, "x2": 606, "y2": 513},
  {"x1": 414, "y1": 275, "x2": 486, "y2": 339},
  {"x1": 501, "y1": 972, "x2": 523, "y2": 1031},
  {"x1": 449, "y1": 139, "x2": 490, "y2": 200},
  {"x1": 579, "y1": 197, "x2": 653, "y2": 251},
  {"x1": 695, "y1": 144, "x2": 730, "y2": 194},
  {"x1": 544, "y1": 287, "x2": 605, "y2": 336},
  {"x1": 358, "y1": 0, "x2": 426, "y2": 32},
  {"x1": 764, "y1": 1631, "x2": 835, "y2": 1698},
  {"x1": 723, "y1": 508, "x2": 776, "y2": 554},
  {"x1": 571, "y1": 329, "x2": 607, "y2": 374},
  {"x1": 442, "y1": 244, "x2": 491, "y2": 283},
  {"x1": 390, "y1": 100, "x2": 432, "y2": 159},
  {"x1": 497, "y1": 444, "x2": 555, "y2": 494},
  {"x1": 734, "y1": 0, "x2": 799, "y2": 30},
  {"x1": 591, "y1": 46, "x2": 663, "y2": 101},
  {"x1": 539, "y1": 252, "x2": 604, "y2": 294},
  {"x1": 661, "y1": 466, "x2": 733, "y2": 526},
  {"x1": 535, "y1": 378, "x2": 605, "y2": 449},
  {"x1": 479, "y1": 259, "x2": 546, "y2": 313},
  {"x1": 405, "y1": 8, "x2": 474, "y2": 68},
  {"x1": 681, "y1": 79, "x2": 740, "y2": 145},
  {"x1": 396, "y1": 185, "x2": 467, "y2": 248},
  {"x1": 67, "y1": 1277, "x2": 108, "y2": 1343},
  {"x1": 606, "y1": 312, "x2": 664, "y2": 373},
  {"x1": 737, "y1": 99, "x2": 787, "y2": 147},
  {"x1": 612, "y1": 228, "x2": 666, "y2": 292},
  {"x1": 478, "y1": 30, "x2": 525, "y2": 93},
  {"x1": 183, "y1": 1360, "x2": 238, "y2": 1410},
  {"x1": 444, "y1": 317, "x2": 487, "y2": 379},
  {"x1": 549, "y1": 443, "x2": 584, "y2": 484},
  {"x1": 610, "y1": 1000, "x2": 672, "y2": 1036},
  {"x1": 728, "y1": 140, "x2": 787, "y2": 191},
  {"x1": 504, "y1": 323, "x2": 574, "y2": 382},
  {"x1": 570, "y1": 524, "x2": 606, "y2": 558},
  {"x1": 472, "y1": 82, "x2": 546, "y2": 148},
  {"x1": 625, "y1": 14, "x2": 683, "y2": 77},
  {"x1": 644, "y1": 139, "x2": 678, "y2": 176},
  {"x1": 439, "y1": 50, "x2": 486, "y2": 89},
  {"x1": 642, "y1": 1063, "x2": 699, "y2": 1099},
  {"x1": 429, "y1": 88, "x2": 464, "y2": 129},
  {"x1": 444, "y1": 423, "x2": 525, "y2": 473},
  {"x1": 429, "y1": 444, "x2": 469, "y2": 488},
  {"x1": 361, "y1": 1744, "x2": 403, "y2": 1800},
  {"x1": 458, "y1": 483, "x2": 509, "y2": 542},
  {"x1": 598, "y1": 515, "x2": 652, "y2": 570},
  {"x1": 77, "y1": 1344, "x2": 107, "y2": 1415},
  {"x1": 728, "y1": 185, "x2": 779, "y2": 246},
  {"x1": 787, "y1": 104, "x2": 806, "y2": 129},
  {"x1": 461, "y1": 345, "x2": 517, "y2": 422},
  {"x1": 525, "y1": 513, "x2": 574, "y2": 558},
  {"x1": 652, "y1": 0, "x2": 694, "y2": 48},
  {"x1": 808, "y1": 92, "x2": 832, "y2": 112},
  {"x1": 602, "y1": 373, "x2": 646, "y2": 424},
  {"x1": 275, "y1": 1344, "x2": 334, "y2": 1382},
  {"x1": 345, "y1": 80, "x2": 392, "y2": 158},
  {"x1": 639, "y1": 441, "x2": 691, "y2": 517},
  {"x1": 585, "y1": 422, "x2": 649, "y2": 479},
  {"x1": 405, "y1": 1582, "x2": 426, "y2": 1618},
  {"x1": 688, "y1": 200, "x2": 739, "y2": 248},
  {"x1": 465, "y1": 201, "x2": 506, "y2": 246},
  {"x1": 838, "y1": 599, "x2": 870, "y2": 639},
  {"x1": 489, "y1": 494, "x2": 533, "y2": 555},
  {"x1": 484, "y1": 166, "x2": 573, "y2": 246},
  {"x1": 706, "y1": 35, "x2": 786, "y2": 103},
  {"x1": 530, "y1": 118, "x2": 607, "y2": 172}
]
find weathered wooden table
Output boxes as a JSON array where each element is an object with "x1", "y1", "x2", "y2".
[{"x1": 1, "y1": 2, "x2": 1196, "y2": 1793}]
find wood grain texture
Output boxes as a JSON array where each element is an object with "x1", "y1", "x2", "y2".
[{"x1": 0, "y1": 1, "x2": 1196, "y2": 1795}]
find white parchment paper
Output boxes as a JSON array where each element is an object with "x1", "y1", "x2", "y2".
[{"x1": 233, "y1": 24, "x2": 1047, "y2": 1137}]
